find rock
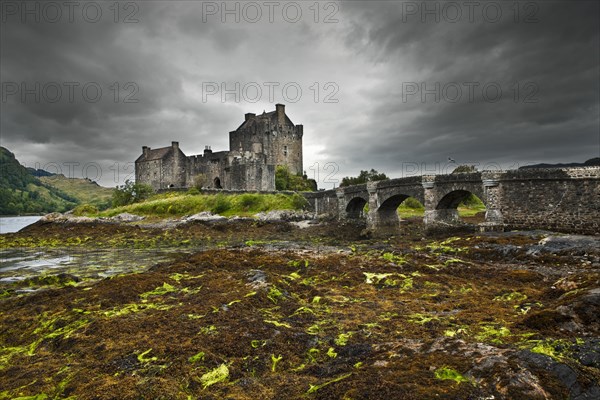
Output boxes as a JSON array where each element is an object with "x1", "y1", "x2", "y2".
[
  {"x1": 373, "y1": 360, "x2": 389, "y2": 368},
  {"x1": 39, "y1": 213, "x2": 66, "y2": 222},
  {"x1": 110, "y1": 213, "x2": 144, "y2": 222},
  {"x1": 255, "y1": 210, "x2": 315, "y2": 222},
  {"x1": 528, "y1": 235, "x2": 600, "y2": 256},
  {"x1": 184, "y1": 212, "x2": 226, "y2": 222},
  {"x1": 39, "y1": 213, "x2": 95, "y2": 223},
  {"x1": 516, "y1": 350, "x2": 600, "y2": 399},
  {"x1": 291, "y1": 220, "x2": 318, "y2": 229},
  {"x1": 246, "y1": 269, "x2": 268, "y2": 289}
]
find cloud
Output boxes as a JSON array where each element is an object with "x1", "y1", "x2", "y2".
[{"x1": 1, "y1": 0, "x2": 598, "y2": 188}]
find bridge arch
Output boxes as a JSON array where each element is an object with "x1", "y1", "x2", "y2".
[
  {"x1": 428, "y1": 188, "x2": 486, "y2": 226},
  {"x1": 345, "y1": 196, "x2": 368, "y2": 219},
  {"x1": 372, "y1": 193, "x2": 425, "y2": 233},
  {"x1": 436, "y1": 190, "x2": 477, "y2": 209}
]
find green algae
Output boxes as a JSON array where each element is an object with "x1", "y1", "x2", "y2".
[
  {"x1": 416, "y1": 237, "x2": 467, "y2": 254},
  {"x1": 251, "y1": 340, "x2": 266, "y2": 349},
  {"x1": 102, "y1": 302, "x2": 172, "y2": 318},
  {"x1": 381, "y1": 252, "x2": 408, "y2": 265},
  {"x1": 198, "y1": 325, "x2": 218, "y2": 335},
  {"x1": 524, "y1": 338, "x2": 577, "y2": 361},
  {"x1": 140, "y1": 282, "x2": 178, "y2": 298},
  {"x1": 264, "y1": 319, "x2": 291, "y2": 329},
  {"x1": 407, "y1": 313, "x2": 439, "y2": 325},
  {"x1": 267, "y1": 286, "x2": 284, "y2": 303},
  {"x1": 307, "y1": 372, "x2": 353, "y2": 394},
  {"x1": 270, "y1": 354, "x2": 283, "y2": 372},
  {"x1": 198, "y1": 364, "x2": 229, "y2": 389},
  {"x1": 494, "y1": 291, "x2": 528, "y2": 302},
  {"x1": 11, "y1": 395, "x2": 49, "y2": 400},
  {"x1": 137, "y1": 348, "x2": 158, "y2": 363},
  {"x1": 327, "y1": 347, "x2": 338, "y2": 358},
  {"x1": 434, "y1": 366, "x2": 472, "y2": 385},
  {"x1": 475, "y1": 324, "x2": 511, "y2": 344},
  {"x1": 189, "y1": 351, "x2": 206, "y2": 363},
  {"x1": 334, "y1": 332, "x2": 353, "y2": 346}
]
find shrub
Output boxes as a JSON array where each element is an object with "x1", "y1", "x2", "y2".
[
  {"x1": 402, "y1": 197, "x2": 424, "y2": 209},
  {"x1": 112, "y1": 180, "x2": 153, "y2": 207},
  {"x1": 239, "y1": 193, "x2": 260, "y2": 211},
  {"x1": 275, "y1": 166, "x2": 316, "y2": 191},
  {"x1": 211, "y1": 194, "x2": 231, "y2": 214},
  {"x1": 72, "y1": 204, "x2": 99, "y2": 216},
  {"x1": 291, "y1": 193, "x2": 309, "y2": 210}
]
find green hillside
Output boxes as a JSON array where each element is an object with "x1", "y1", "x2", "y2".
[
  {"x1": 39, "y1": 175, "x2": 112, "y2": 209},
  {"x1": 0, "y1": 147, "x2": 111, "y2": 215}
]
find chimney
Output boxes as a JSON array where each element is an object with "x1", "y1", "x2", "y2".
[
  {"x1": 142, "y1": 146, "x2": 149, "y2": 156},
  {"x1": 204, "y1": 145, "x2": 212, "y2": 155},
  {"x1": 171, "y1": 141, "x2": 179, "y2": 150},
  {"x1": 245, "y1": 113, "x2": 255, "y2": 121},
  {"x1": 276, "y1": 103, "x2": 285, "y2": 125}
]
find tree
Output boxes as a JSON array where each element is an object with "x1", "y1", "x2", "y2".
[
  {"x1": 112, "y1": 180, "x2": 153, "y2": 207},
  {"x1": 451, "y1": 165, "x2": 477, "y2": 174},
  {"x1": 275, "y1": 166, "x2": 316, "y2": 191},
  {"x1": 340, "y1": 169, "x2": 388, "y2": 187}
]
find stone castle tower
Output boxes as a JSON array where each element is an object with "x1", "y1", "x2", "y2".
[{"x1": 135, "y1": 104, "x2": 303, "y2": 191}]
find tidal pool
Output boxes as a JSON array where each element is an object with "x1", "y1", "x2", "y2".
[{"x1": 0, "y1": 247, "x2": 187, "y2": 292}]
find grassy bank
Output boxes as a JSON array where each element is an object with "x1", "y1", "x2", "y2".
[{"x1": 96, "y1": 191, "x2": 308, "y2": 218}]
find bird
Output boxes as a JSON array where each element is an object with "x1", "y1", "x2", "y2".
[{"x1": 448, "y1": 157, "x2": 456, "y2": 163}]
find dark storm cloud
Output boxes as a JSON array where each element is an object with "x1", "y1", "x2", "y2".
[
  {"x1": 328, "y1": 0, "x2": 599, "y2": 176},
  {"x1": 1, "y1": 0, "x2": 598, "y2": 187}
]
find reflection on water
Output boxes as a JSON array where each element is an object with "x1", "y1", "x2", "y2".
[{"x1": 0, "y1": 247, "x2": 187, "y2": 292}]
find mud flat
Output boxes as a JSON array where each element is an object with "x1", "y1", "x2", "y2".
[{"x1": 1, "y1": 217, "x2": 599, "y2": 399}]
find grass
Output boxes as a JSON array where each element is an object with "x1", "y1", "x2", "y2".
[
  {"x1": 95, "y1": 192, "x2": 308, "y2": 218},
  {"x1": 39, "y1": 175, "x2": 112, "y2": 209},
  {"x1": 396, "y1": 195, "x2": 486, "y2": 219}
]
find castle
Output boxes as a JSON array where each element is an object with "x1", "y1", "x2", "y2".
[{"x1": 135, "y1": 104, "x2": 303, "y2": 191}]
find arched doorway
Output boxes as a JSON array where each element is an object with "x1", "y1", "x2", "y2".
[{"x1": 214, "y1": 177, "x2": 222, "y2": 189}]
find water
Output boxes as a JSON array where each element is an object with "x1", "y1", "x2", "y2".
[
  {"x1": 0, "y1": 216, "x2": 43, "y2": 234},
  {"x1": 0, "y1": 247, "x2": 184, "y2": 293}
]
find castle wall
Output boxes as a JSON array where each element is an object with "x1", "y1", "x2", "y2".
[
  {"x1": 266, "y1": 126, "x2": 303, "y2": 175},
  {"x1": 136, "y1": 105, "x2": 303, "y2": 191},
  {"x1": 135, "y1": 145, "x2": 187, "y2": 190},
  {"x1": 135, "y1": 159, "x2": 162, "y2": 191},
  {"x1": 229, "y1": 105, "x2": 303, "y2": 176}
]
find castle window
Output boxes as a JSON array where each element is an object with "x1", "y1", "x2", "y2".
[{"x1": 283, "y1": 146, "x2": 288, "y2": 156}]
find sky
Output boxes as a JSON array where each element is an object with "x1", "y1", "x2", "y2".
[{"x1": 1, "y1": 0, "x2": 599, "y2": 189}]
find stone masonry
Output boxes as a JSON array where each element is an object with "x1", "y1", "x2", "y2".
[
  {"x1": 304, "y1": 167, "x2": 600, "y2": 235},
  {"x1": 135, "y1": 104, "x2": 303, "y2": 191}
]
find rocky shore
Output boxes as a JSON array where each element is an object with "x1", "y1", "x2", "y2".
[{"x1": 0, "y1": 216, "x2": 599, "y2": 399}]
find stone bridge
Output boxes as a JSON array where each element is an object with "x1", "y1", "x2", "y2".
[{"x1": 303, "y1": 167, "x2": 600, "y2": 235}]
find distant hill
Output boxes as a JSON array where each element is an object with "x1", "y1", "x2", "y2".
[
  {"x1": 519, "y1": 158, "x2": 600, "y2": 169},
  {"x1": 0, "y1": 147, "x2": 112, "y2": 215},
  {"x1": 26, "y1": 167, "x2": 56, "y2": 177},
  {"x1": 39, "y1": 174, "x2": 112, "y2": 208}
]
